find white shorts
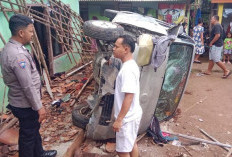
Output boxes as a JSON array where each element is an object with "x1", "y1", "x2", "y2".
[
  {"x1": 116, "y1": 116, "x2": 141, "y2": 152},
  {"x1": 209, "y1": 45, "x2": 223, "y2": 62}
]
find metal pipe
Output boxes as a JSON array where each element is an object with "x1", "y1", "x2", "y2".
[{"x1": 165, "y1": 131, "x2": 232, "y2": 148}]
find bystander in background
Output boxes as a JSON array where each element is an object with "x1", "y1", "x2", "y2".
[
  {"x1": 203, "y1": 15, "x2": 231, "y2": 79},
  {"x1": 193, "y1": 18, "x2": 204, "y2": 64},
  {"x1": 223, "y1": 32, "x2": 232, "y2": 64}
]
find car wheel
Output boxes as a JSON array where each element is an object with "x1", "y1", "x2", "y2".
[
  {"x1": 83, "y1": 20, "x2": 124, "y2": 41},
  {"x1": 72, "y1": 103, "x2": 91, "y2": 129},
  {"x1": 104, "y1": 9, "x2": 119, "y2": 20}
]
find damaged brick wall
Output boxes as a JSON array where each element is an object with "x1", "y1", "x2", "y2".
[{"x1": 0, "y1": 0, "x2": 94, "y2": 112}]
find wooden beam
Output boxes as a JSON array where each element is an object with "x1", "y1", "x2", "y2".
[
  {"x1": 0, "y1": 1, "x2": 10, "y2": 22},
  {"x1": 32, "y1": 29, "x2": 51, "y2": 83},
  {"x1": 63, "y1": 129, "x2": 85, "y2": 157},
  {"x1": 48, "y1": 1, "x2": 78, "y2": 65},
  {"x1": 0, "y1": 32, "x2": 6, "y2": 45},
  {"x1": 66, "y1": 61, "x2": 92, "y2": 77},
  {"x1": 44, "y1": 7, "x2": 54, "y2": 76},
  {"x1": 0, "y1": 118, "x2": 18, "y2": 135}
]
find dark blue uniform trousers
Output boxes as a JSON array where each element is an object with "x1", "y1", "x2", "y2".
[{"x1": 7, "y1": 105, "x2": 43, "y2": 157}]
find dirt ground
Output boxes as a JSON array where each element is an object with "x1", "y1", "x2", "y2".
[
  {"x1": 46, "y1": 57, "x2": 232, "y2": 157},
  {"x1": 138, "y1": 57, "x2": 232, "y2": 157}
]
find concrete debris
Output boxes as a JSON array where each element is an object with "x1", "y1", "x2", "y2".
[
  {"x1": 105, "y1": 142, "x2": 116, "y2": 153},
  {"x1": 99, "y1": 144, "x2": 106, "y2": 151},
  {"x1": 82, "y1": 145, "x2": 108, "y2": 155},
  {"x1": 201, "y1": 143, "x2": 209, "y2": 149},
  {"x1": 1, "y1": 145, "x2": 9, "y2": 154},
  {"x1": 0, "y1": 128, "x2": 19, "y2": 145},
  {"x1": 172, "y1": 140, "x2": 182, "y2": 147},
  {"x1": 91, "y1": 147, "x2": 108, "y2": 155},
  {"x1": 184, "y1": 91, "x2": 193, "y2": 95},
  {"x1": 8, "y1": 145, "x2": 18, "y2": 152},
  {"x1": 196, "y1": 73, "x2": 205, "y2": 77}
]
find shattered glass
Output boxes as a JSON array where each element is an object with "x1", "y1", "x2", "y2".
[{"x1": 155, "y1": 43, "x2": 193, "y2": 121}]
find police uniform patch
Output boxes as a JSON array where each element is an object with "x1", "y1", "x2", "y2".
[{"x1": 18, "y1": 60, "x2": 26, "y2": 69}]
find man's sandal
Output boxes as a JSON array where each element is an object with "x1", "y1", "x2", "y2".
[{"x1": 222, "y1": 71, "x2": 232, "y2": 79}]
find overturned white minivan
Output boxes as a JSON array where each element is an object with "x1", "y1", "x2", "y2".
[{"x1": 72, "y1": 10, "x2": 195, "y2": 140}]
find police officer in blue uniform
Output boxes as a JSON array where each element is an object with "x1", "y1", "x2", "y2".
[{"x1": 0, "y1": 14, "x2": 57, "y2": 157}]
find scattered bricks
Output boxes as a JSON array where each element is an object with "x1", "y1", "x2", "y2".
[
  {"x1": 105, "y1": 142, "x2": 116, "y2": 153},
  {"x1": 1, "y1": 145, "x2": 9, "y2": 154},
  {"x1": 43, "y1": 137, "x2": 51, "y2": 142},
  {"x1": 82, "y1": 144, "x2": 94, "y2": 153},
  {"x1": 8, "y1": 145, "x2": 18, "y2": 152},
  {"x1": 0, "y1": 114, "x2": 9, "y2": 120},
  {"x1": 74, "y1": 149, "x2": 83, "y2": 157},
  {"x1": 0, "y1": 152, "x2": 7, "y2": 157},
  {"x1": 90, "y1": 147, "x2": 108, "y2": 155},
  {"x1": 11, "y1": 152, "x2": 19, "y2": 157},
  {"x1": 82, "y1": 152, "x2": 112, "y2": 157},
  {"x1": 0, "y1": 128, "x2": 19, "y2": 145}
]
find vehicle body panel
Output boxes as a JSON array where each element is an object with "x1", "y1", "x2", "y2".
[
  {"x1": 82, "y1": 10, "x2": 195, "y2": 140},
  {"x1": 112, "y1": 12, "x2": 167, "y2": 36}
]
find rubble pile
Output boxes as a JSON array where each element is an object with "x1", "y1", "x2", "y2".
[
  {"x1": 0, "y1": 65, "x2": 94, "y2": 156},
  {"x1": 74, "y1": 140, "x2": 117, "y2": 157},
  {"x1": 0, "y1": 114, "x2": 19, "y2": 157},
  {"x1": 41, "y1": 65, "x2": 93, "y2": 146}
]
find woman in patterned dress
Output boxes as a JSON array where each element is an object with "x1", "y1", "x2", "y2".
[{"x1": 193, "y1": 18, "x2": 205, "y2": 64}]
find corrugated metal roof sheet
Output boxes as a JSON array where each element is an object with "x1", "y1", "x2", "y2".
[
  {"x1": 79, "y1": 0, "x2": 184, "y2": 1},
  {"x1": 211, "y1": 0, "x2": 232, "y2": 3}
]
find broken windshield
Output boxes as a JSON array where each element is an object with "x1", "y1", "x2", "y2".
[{"x1": 155, "y1": 43, "x2": 193, "y2": 121}]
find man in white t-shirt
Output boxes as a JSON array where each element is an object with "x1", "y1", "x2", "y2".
[{"x1": 113, "y1": 35, "x2": 143, "y2": 157}]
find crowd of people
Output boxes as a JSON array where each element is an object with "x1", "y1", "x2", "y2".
[
  {"x1": 166, "y1": 14, "x2": 232, "y2": 78},
  {"x1": 191, "y1": 15, "x2": 232, "y2": 79}
]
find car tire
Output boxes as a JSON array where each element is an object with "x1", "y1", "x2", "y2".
[
  {"x1": 83, "y1": 20, "x2": 124, "y2": 41},
  {"x1": 104, "y1": 9, "x2": 119, "y2": 20},
  {"x1": 72, "y1": 103, "x2": 90, "y2": 129}
]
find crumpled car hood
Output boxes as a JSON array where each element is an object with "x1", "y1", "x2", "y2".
[{"x1": 112, "y1": 12, "x2": 168, "y2": 35}]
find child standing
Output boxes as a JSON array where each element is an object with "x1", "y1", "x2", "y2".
[{"x1": 223, "y1": 32, "x2": 232, "y2": 64}]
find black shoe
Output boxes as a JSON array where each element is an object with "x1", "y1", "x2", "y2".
[{"x1": 42, "y1": 150, "x2": 57, "y2": 157}]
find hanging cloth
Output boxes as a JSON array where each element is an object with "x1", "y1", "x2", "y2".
[{"x1": 195, "y1": 8, "x2": 202, "y2": 26}]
